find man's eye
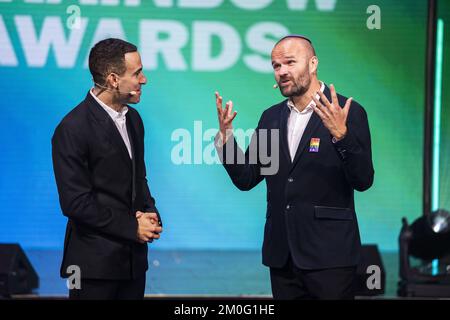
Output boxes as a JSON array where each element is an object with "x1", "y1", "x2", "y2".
[{"x1": 288, "y1": 60, "x2": 295, "y2": 65}]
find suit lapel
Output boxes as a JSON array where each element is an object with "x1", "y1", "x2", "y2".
[
  {"x1": 289, "y1": 84, "x2": 331, "y2": 172},
  {"x1": 86, "y1": 92, "x2": 132, "y2": 169},
  {"x1": 126, "y1": 113, "x2": 136, "y2": 160},
  {"x1": 278, "y1": 100, "x2": 291, "y2": 164},
  {"x1": 126, "y1": 113, "x2": 137, "y2": 206},
  {"x1": 289, "y1": 112, "x2": 321, "y2": 170}
]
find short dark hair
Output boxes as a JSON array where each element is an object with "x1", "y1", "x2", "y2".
[{"x1": 88, "y1": 38, "x2": 137, "y2": 85}]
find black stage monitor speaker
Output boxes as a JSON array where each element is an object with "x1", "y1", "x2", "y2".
[
  {"x1": 355, "y1": 244, "x2": 386, "y2": 296},
  {"x1": 0, "y1": 243, "x2": 39, "y2": 297}
]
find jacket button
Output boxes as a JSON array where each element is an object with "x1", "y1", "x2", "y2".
[
  {"x1": 288, "y1": 177, "x2": 294, "y2": 182},
  {"x1": 286, "y1": 204, "x2": 291, "y2": 210}
]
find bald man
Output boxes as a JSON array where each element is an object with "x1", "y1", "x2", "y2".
[{"x1": 215, "y1": 35, "x2": 374, "y2": 300}]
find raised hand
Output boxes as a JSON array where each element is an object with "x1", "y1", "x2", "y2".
[
  {"x1": 215, "y1": 91, "x2": 237, "y2": 144},
  {"x1": 311, "y1": 84, "x2": 352, "y2": 141}
]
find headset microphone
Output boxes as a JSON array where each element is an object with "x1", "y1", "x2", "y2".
[
  {"x1": 94, "y1": 82, "x2": 137, "y2": 96},
  {"x1": 273, "y1": 84, "x2": 278, "y2": 89}
]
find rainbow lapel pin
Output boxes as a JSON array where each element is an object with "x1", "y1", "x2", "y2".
[{"x1": 309, "y1": 138, "x2": 320, "y2": 153}]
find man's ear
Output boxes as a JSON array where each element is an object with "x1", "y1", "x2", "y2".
[
  {"x1": 106, "y1": 73, "x2": 120, "y2": 89},
  {"x1": 309, "y1": 56, "x2": 318, "y2": 74}
]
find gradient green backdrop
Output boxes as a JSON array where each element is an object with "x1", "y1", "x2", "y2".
[{"x1": 0, "y1": 0, "x2": 432, "y2": 251}]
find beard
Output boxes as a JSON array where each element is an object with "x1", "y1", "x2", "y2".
[
  {"x1": 279, "y1": 75, "x2": 311, "y2": 97},
  {"x1": 278, "y1": 68, "x2": 311, "y2": 98}
]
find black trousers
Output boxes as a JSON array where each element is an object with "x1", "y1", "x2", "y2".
[
  {"x1": 69, "y1": 274, "x2": 146, "y2": 300},
  {"x1": 270, "y1": 256, "x2": 356, "y2": 300}
]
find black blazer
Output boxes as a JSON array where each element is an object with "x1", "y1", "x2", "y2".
[
  {"x1": 218, "y1": 85, "x2": 374, "y2": 269},
  {"x1": 52, "y1": 92, "x2": 161, "y2": 280}
]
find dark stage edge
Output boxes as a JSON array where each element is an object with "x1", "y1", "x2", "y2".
[{"x1": 5, "y1": 249, "x2": 427, "y2": 299}]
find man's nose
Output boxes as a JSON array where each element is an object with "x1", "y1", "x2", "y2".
[
  {"x1": 278, "y1": 65, "x2": 289, "y2": 77},
  {"x1": 140, "y1": 73, "x2": 147, "y2": 85}
]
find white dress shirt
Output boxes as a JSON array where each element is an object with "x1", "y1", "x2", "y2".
[
  {"x1": 286, "y1": 81, "x2": 325, "y2": 162},
  {"x1": 90, "y1": 89, "x2": 133, "y2": 159}
]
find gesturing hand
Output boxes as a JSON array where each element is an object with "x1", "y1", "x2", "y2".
[
  {"x1": 311, "y1": 84, "x2": 352, "y2": 141},
  {"x1": 215, "y1": 91, "x2": 237, "y2": 145}
]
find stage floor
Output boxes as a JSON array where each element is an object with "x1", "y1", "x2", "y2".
[{"x1": 20, "y1": 249, "x2": 400, "y2": 299}]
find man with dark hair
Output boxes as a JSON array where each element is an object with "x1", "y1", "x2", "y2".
[
  {"x1": 52, "y1": 38, "x2": 162, "y2": 299},
  {"x1": 215, "y1": 35, "x2": 374, "y2": 299}
]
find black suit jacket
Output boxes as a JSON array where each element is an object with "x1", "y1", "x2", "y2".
[
  {"x1": 218, "y1": 85, "x2": 374, "y2": 269},
  {"x1": 52, "y1": 92, "x2": 161, "y2": 280}
]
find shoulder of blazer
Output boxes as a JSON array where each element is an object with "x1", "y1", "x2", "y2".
[
  {"x1": 54, "y1": 93, "x2": 93, "y2": 136},
  {"x1": 336, "y1": 93, "x2": 368, "y2": 122},
  {"x1": 264, "y1": 99, "x2": 288, "y2": 116},
  {"x1": 257, "y1": 99, "x2": 288, "y2": 126}
]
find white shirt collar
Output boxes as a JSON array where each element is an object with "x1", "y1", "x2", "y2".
[
  {"x1": 90, "y1": 88, "x2": 128, "y2": 120},
  {"x1": 287, "y1": 81, "x2": 325, "y2": 114}
]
